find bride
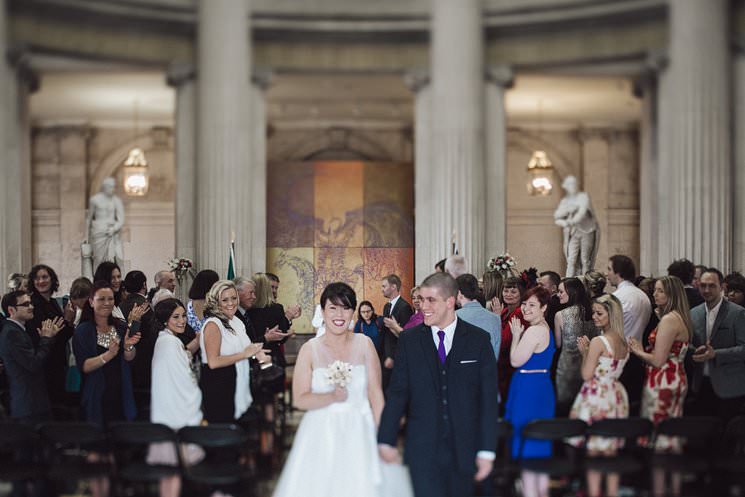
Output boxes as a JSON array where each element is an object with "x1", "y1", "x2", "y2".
[{"x1": 273, "y1": 282, "x2": 411, "y2": 497}]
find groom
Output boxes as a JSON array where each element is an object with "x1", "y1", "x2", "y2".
[{"x1": 378, "y1": 272, "x2": 498, "y2": 497}]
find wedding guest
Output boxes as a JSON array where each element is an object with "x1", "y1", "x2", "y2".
[
  {"x1": 628, "y1": 275, "x2": 692, "y2": 497},
  {"x1": 380, "y1": 286, "x2": 424, "y2": 336},
  {"x1": 120, "y1": 271, "x2": 155, "y2": 396},
  {"x1": 186, "y1": 270, "x2": 219, "y2": 333},
  {"x1": 199, "y1": 280, "x2": 268, "y2": 423},
  {"x1": 584, "y1": 271, "x2": 607, "y2": 300},
  {"x1": 265, "y1": 273, "x2": 302, "y2": 323},
  {"x1": 483, "y1": 269, "x2": 504, "y2": 314},
  {"x1": 93, "y1": 261, "x2": 125, "y2": 320},
  {"x1": 692, "y1": 265, "x2": 707, "y2": 290},
  {"x1": 667, "y1": 259, "x2": 704, "y2": 309},
  {"x1": 505, "y1": 286, "x2": 555, "y2": 497},
  {"x1": 498, "y1": 276, "x2": 528, "y2": 407},
  {"x1": 724, "y1": 272, "x2": 745, "y2": 306},
  {"x1": 68, "y1": 278, "x2": 94, "y2": 326},
  {"x1": 73, "y1": 281, "x2": 143, "y2": 426},
  {"x1": 354, "y1": 301, "x2": 382, "y2": 356},
  {"x1": 456, "y1": 274, "x2": 501, "y2": 361},
  {"x1": 538, "y1": 270, "x2": 562, "y2": 331},
  {"x1": 570, "y1": 294, "x2": 629, "y2": 497},
  {"x1": 554, "y1": 277, "x2": 594, "y2": 415},
  {"x1": 25, "y1": 264, "x2": 76, "y2": 411},
  {"x1": 149, "y1": 298, "x2": 203, "y2": 497},
  {"x1": 444, "y1": 254, "x2": 467, "y2": 278},
  {"x1": 147, "y1": 270, "x2": 176, "y2": 301}
]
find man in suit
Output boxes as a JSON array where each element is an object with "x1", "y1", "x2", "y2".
[
  {"x1": 120, "y1": 270, "x2": 154, "y2": 395},
  {"x1": 0, "y1": 290, "x2": 62, "y2": 423},
  {"x1": 667, "y1": 258, "x2": 704, "y2": 309},
  {"x1": 689, "y1": 268, "x2": 745, "y2": 421},
  {"x1": 378, "y1": 272, "x2": 498, "y2": 497},
  {"x1": 380, "y1": 274, "x2": 414, "y2": 390}
]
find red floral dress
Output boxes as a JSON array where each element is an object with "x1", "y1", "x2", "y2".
[
  {"x1": 640, "y1": 327, "x2": 688, "y2": 450},
  {"x1": 498, "y1": 306, "x2": 529, "y2": 405}
]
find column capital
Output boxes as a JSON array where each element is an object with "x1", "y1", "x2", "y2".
[
  {"x1": 485, "y1": 65, "x2": 513, "y2": 89},
  {"x1": 252, "y1": 68, "x2": 273, "y2": 90},
  {"x1": 7, "y1": 44, "x2": 39, "y2": 94},
  {"x1": 166, "y1": 62, "x2": 196, "y2": 87},
  {"x1": 632, "y1": 48, "x2": 668, "y2": 98},
  {"x1": 403, "y1": 68, "x2": 430, "y2": 93}
]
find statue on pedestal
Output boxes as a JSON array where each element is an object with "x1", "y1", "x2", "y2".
[
  {"x1": 554, "y1": 175, "x2": 599, "y2": 277},
  {"x1": 84, "y1": 177, "x2": 125, "y2": 274}
]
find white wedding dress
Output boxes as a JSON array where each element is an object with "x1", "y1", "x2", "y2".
[{"x1": 272, "y1": 334, "x2": 412, "y2": 497}]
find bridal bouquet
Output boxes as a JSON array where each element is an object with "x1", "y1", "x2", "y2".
[
  {"x1": 487, "y1": 252, "x2": 517, "y2": 273},
  {"x1": 326, "y1": 360, "x2": 353, "y2": 388}
]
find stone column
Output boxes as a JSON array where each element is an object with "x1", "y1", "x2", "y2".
[
  {"x1": 484, "y1": 65, "x2": 513, "y2": 266},
  {"x1": 250, "y1": 72, "x2": 270, "y2": 274},
  {"x1": 4, "y1": 46, "x2": 36, "y2": 276},
  {"x1": 405, "y1": 70, "x2": 432, "y2": 284},
  {"x1": 167, "y1": 63, "x2": 197, "y2": 267},
  {"x1": 735, "y1": 42, "x2": 745, "y2": 271},
  {"x1": 196, "y1": 0, "x2": 253, "y2": 276},
  {"x1": 430, "y1": 0, "x2": 486, "y2": 275},
  {"x1": 658, "y1": 0, "x2": 731, "y2": 270}
]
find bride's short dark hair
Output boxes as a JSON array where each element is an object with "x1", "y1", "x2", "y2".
[{"x1": 320, "y1": 282, "x2": 357, "y2": 310}]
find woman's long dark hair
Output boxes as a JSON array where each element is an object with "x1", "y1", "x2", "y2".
[
  {"x1": 561, "y1": 277, "x2": 592, "y2": 320},
  {"x1": 79, "y1": 280, "x2": 119, "y2": 326},
  {"x1": 94, "y1": 261, "x2": 122, "y2": 306},
  {"x1": 28, "y1": 264, "x2": 60, "y2": 296}
]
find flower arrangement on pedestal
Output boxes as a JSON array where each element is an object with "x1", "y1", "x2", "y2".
[
  {"x1": 487, "y1": 252, "x2": 517, "y2": 278},
  {"x1": 167, "y1": 257, "x2": 195, "y2": 291}
]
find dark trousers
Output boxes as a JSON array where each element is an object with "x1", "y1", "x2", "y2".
[
  {"x1": 689, "y1": 377, "x2": 745, "y2": 423},
  {"x1": 409, "y1": 441, "x2": 473, "y2": 497},
  {"x1": 619, "y1": 354, "x2": 644, "y2": 416}
]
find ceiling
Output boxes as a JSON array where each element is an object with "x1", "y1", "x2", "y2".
[{"x1": 29, "y1": 71, "x2": 640, "y2": 128}]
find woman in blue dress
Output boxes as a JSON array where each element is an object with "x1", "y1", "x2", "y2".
[{"x1": 505, "y1": 285, "x2": 556, "y2": 497}]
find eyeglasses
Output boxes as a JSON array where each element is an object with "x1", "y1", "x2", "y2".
[{"x1": 13, "y1": 302, "x2": 32, "y2": 308}]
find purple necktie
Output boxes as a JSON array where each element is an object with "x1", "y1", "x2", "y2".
[{"x1": 437, "y1": 330, "x2": 447, "y2": 365}]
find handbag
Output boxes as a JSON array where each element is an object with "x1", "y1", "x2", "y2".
[{"x1": 251, "y1": 361, "x2": 286, "y2": 395}]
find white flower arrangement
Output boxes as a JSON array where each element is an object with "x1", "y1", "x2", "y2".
[
  {"x1": 326, "y1": 360, "x2": 353, "y2": 388},
  {"x1": 167, "y1": 257, "x2": 194, "y2": 275},
  {"x1": 487, "y1": 252, "x2": 517, "y2": 273}
]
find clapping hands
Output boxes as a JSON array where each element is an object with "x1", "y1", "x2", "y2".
[
  {"x1": 264, "y1": 325, "x2": 291, "y2": 342},
  {"x1": 285, "y1": 304, "x2": 302, "y2": 321},
  {"x1": 127, "y1": 302, "x2": 149, "y2": 323},
  {"x1": 576, "y1": 335, "x2": 591, "y2": 355},
  {"x1": 38, "y1": 317, "x2": 65, "y2": 338},
  {"x1": 509, "y1": 317, "x2": 525, "y2": 339},
  {"x1": 627, "y1": 337, "x2": 643, "y2": 356},
  {"x1": 692, "y1": 342, "x2": 715, "y2": 362}
]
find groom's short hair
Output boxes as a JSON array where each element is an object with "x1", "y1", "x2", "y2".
[{"x1": 421, "y1": 272, "x2": 458, "y2": 299}]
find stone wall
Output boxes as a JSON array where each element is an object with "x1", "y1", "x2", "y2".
[{"x1": 31, "y1": 125, "x2": 175, "y2": 293}]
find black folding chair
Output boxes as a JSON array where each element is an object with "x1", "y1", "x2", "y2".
[
  {"x1": 178, "y1": 424, "x2": 252, "y2": 495},
  {"x1": 650, "y1": 416, "x2": 721, "y2": 495},
  {"x1": 108, "y1": 422, "x2": 182, "y2": 496},
  {"x1": 712, "y1": 415, "x2": 745, "y2": 494},
  {"x1": 0, "y1": 421, "x2": 45, "y2": 484},
  {"x1": 518, "y1": 418, "x2": 586, "y2": 492},
  {"x1": 490, "y1": 419, "x2": 518, "y2": 497},
  {"x1": 584, "y1": 417, "x2": 653, "y2": 474},
  {"x1": 38, "y1": 421, "x2": 111, "y2": 493}
]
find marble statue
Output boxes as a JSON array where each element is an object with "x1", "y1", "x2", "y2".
[
  {"x1": 85, "y1": 177, "x2": 125, "y2": 272},
  {"x1": 554, "y1": 175, "x2": 599, "y2": 277}
]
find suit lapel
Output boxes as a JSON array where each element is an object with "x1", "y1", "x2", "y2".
[{"x1": 419, "y1": 326, "x2": 441, "y2": 392}]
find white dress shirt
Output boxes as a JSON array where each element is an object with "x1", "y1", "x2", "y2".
[
  {"x1": 388, "y1": 295, "x2": 401, "y2": 316},
  {"x1": 613, "y1": 280, "x2": 652, "y2": 342},
  {"x1": 430, "y1": 316, "x2": 457, "y2": 354}
]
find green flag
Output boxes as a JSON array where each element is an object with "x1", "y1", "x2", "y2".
[{"x1": 227, "y1": 241, "x2": 236, "y2": 279}]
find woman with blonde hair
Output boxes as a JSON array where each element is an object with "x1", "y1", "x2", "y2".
[
  {"x1": 570, "y1": 294, "x2": 629, "y2": 497},
  {"x1": 482, "y1": 270, "x2": 503, "y2": 314},
  {"x1": 199, "y1": 280, "x2": 269, "y2": 423},
  {"x1": 628, "y1": 275, "x2": 692, "y2": 497}
]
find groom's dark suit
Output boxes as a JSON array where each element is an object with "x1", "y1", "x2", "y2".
[{"x1": 378, "y1": 318, "x2": 498, "y2": 497}]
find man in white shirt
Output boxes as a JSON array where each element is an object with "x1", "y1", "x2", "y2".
[{"x1": 607, "y1": 254, "x2": 651, "y2": 415}]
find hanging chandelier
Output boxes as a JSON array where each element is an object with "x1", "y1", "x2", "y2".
[
  {"x1": 526, "y1": 150, "x2": 554, "y2": 196},
  {"x1": 122, "y1": 99, "x2": 149, "y2": 196}
]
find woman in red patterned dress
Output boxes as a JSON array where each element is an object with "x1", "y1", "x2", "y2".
[
  {"x1": 498, "y1": 276, "x2": 529, "y2": 411},
  {"x1": 628, "y1": 275, "x2": 692, "y2": 497}
]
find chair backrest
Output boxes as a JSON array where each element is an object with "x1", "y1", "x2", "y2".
[
  {"x1": 522, "y1": 419, "x2": 586, "y2": 441},
  {"x1": 0, "y1": 422, "x2": 41, "y2": 452},
  {"x1": 38, "y1": 422, "x2": 106, "y2": 448},
  {"x1": 722, "y1": 415, "x2": 745, "y2": 455},
  {"x1": 654, "y1": 416, "x2": 721, "y2": 452},
  {"x1": 108, "y1": 422, "x2": 177, "y2": 446},
  {"x1": 495, "y1": 419, "x2": 513, "y2": 439},
  {"x1": 587, "y1": 418, "x2": 654, "y2": 440},
  {"x1": 178, "y1": 424, "x2": 247, "y2": 449}
]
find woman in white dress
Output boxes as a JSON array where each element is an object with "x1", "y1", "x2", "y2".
[
  {"x1": 273, "y1": 282, "x2": 410, "y2": 497},
  {"x1": 149, "y1": 298, "x2": 203, "y2": 497}
]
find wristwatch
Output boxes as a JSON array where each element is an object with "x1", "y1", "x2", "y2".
[{"x1": 126, "y1": 345, "x2": 135, "y2": 352}]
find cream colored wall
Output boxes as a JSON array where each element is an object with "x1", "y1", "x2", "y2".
[
  {"x1": 506, "y1": 126, "x2": 640, "y2": 277},
  {"x1": 31, "y1": 126, "x2": 176, "y2": 294}
]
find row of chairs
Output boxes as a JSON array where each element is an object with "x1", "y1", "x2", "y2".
[
  {"x1": 493, "y1": 415, "x2": 745, "y2": 496},
  {"x1": 0, "y1": 421, "x2": 257, "y2": 497}
]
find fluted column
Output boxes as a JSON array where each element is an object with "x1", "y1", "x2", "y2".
[
  {"x1": 431, "y1": 0, "x2": 486, "y2": 275},
  {"x1": 735, "y1": 41, "x2": 745, "y2": 271},
  {"x1": 4, "y1": 46, "x2": 36, "y2": 276},
  {"x1": 659, "y1": 0, "x2": 731, "y2": 270},
  {"x1": 484, "y1": 65, "x2": 513, "y2": 266},
  {"x1": 167, "y1": 63, "x2": 197, "y2": 264},
  {"x1": 197, "y1": 0, "x2": 253, "y2": 276},
  {"x1": 250, "y1": 71, "x2": 270, "y2": 274},
  {"x1": 405, "y1": 70, "x2": 432, "y2": 283}
]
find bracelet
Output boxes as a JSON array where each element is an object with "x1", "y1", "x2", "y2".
[
  {"x1": 126, "y1": 345, "x2": 135, "y2": 352},
  {"x1": 100, "y1": 355, "x2": 107, "y2": 365}
]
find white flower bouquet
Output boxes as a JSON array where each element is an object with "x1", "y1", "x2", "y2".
[
  {"x1": 326, "y1": 360, "x2": 353, "y2": 388},
  {"x1": 487, "y1": 252, "x2": 517, "y2": 273}
]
